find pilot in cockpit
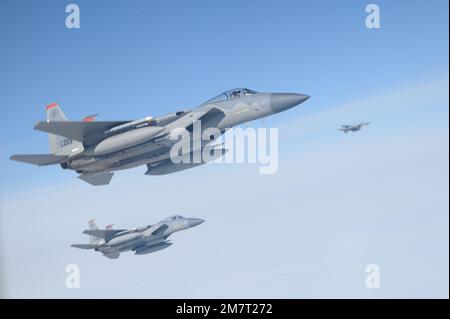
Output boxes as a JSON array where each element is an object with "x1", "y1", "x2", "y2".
[{"x1": 230, "y1": 90, "x2": 240, "y2": 99}]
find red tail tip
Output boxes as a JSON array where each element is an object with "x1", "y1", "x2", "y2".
[
  {"x1": 45, "y1": 102, "x2": 58, "y2": 110},
  {"x1": 83, "y1": 114, "x2": 98, "y2": 122}
]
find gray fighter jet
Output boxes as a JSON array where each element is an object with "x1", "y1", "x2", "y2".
[
  {"x1": 339, "y1": 122, "x2": 370, "y2": 133},
  {"x1": 10, "y1": 88, "x2": 309, "y2": 185},
  {"x1": 71, "y1": 215, "x2": 204, "y2": 259}
]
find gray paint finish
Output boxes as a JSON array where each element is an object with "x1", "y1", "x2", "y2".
[
  {"x1": 71, "y1": 216, "x2": 204, "y2": 259},
  {"x1": 10, "y1": 88, "x2": 309, "y2": 185}
]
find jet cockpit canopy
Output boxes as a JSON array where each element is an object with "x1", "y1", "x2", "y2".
[
  {"x1": 163, "y1": 215, "x2": 183, "y2": 222},
  {"x1": 203, "y1": 88, "x2": 258, "y2": 105}
]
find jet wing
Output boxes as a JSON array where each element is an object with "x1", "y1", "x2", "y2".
[
  {"x1": 165, "y1": 107, "x2": 224, "y2": 131},
  {"x1": 10, "y1": 154, "x2": 67, "y2": 166},
  {"x1": 83, "y1": 229, "x2": 127, "y2": 241},
  {"x1": 34, "y1": 120, "x2": 130, "y2": 145}
]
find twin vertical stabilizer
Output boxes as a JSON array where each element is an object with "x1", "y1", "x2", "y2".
[{"x1": 46, "y1": 102, "x2": 84, "y2": 156}]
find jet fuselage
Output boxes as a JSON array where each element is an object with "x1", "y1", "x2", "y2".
[
  {"x1": 72, "y1": 216, "x2": 204, "y2": 259},
  {"x1": 11, "y1": 88, "x2": 310, "y2": 185},
  {"x1": 66, "y1": 91, "x2": 309, "y2": 174}
]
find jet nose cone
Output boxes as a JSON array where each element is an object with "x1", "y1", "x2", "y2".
[
  {"x1": 188, "y1": 218, "x2": 205, "y2": 228},
  {"x1": 270, "y1": 93, "x2": 310, "y2": 113}
]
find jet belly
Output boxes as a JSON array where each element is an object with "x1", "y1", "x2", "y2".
[
  {"x1": 104, "y1": 232, "x2": 144, "y2": 252},
  {"x1": 69, "y1": 136, "x2": 170, "y2": 173},
  {"x1": 113, "y1": 150, "x2": 172, "y2": 171},
  {"x1": 92, "y1": 126, "x2": 164, "y2": 155},
  {"x1": 105, "y1": 230, "x2": 169, "y2": 253},
  {"x1": 97, "y1": 234, "x2": 158, "y2": 254},
  {"x1": 134, "y1": 242, "x2": 172, "y2": 255},
  {"x1": 104, "y1": 129, "x2": 220, "y2": 172}
]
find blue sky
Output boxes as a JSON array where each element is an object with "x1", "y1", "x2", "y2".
[
  {"x1": 0, "y1": 0, "x2": 448, "y2": 298},
  {"x1": 1, "y1": 0, "x2": 448, "y2": 189}
]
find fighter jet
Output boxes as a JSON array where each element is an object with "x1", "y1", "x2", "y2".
[
  {"x1": 71, "y1": 215, "x2": 204, "y2": 259},
  {"x1": 10, "y1": 88, "x2": 309, "y2": 185},
  {"x1": 339, "y1": 122, "x2": 370, "y2": 133}
]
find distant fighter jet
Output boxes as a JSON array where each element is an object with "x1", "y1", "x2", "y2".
[
  {"x1": 10, "y1": 88, "x2": 309, "y2": 185},
  {"x1": 339, "y1": 122, "x2": 370, "y2": 133},
  {"x1": 71, "y1": 215, "x2": 204, "y2": 259}
]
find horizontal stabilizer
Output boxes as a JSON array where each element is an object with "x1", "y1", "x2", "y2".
[
  {"x1": 34, "y1": 120, "x2": 130, "y2": 145},
  {"x1": 71, "y1": 244, "x2": 98, "y2": 249},
  {"x1": 78, "y1": 172, "x2": 114, "y2": 186},
  {"x1": 10, "y1": 154, "x2": 67, "y2": 166}
]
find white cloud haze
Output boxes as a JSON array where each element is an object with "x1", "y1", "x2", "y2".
[{"x1": 0, "y1": 78, "x2": 448, "y2": 298}]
